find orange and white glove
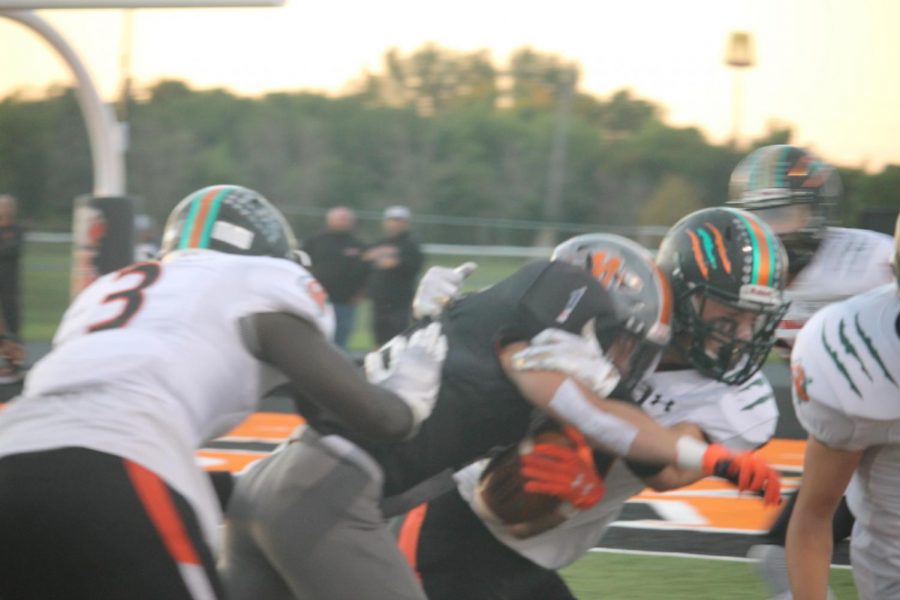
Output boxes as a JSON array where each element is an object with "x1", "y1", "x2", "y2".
[
  {"x1": 520, "y1": 427, "x2": 606, "y2": 510},
  {"x1": 701, "y1": 444, "x2": 782, "y2": 507}
]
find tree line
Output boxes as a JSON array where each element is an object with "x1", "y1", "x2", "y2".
[{"x1": 1, "y1": 44, "x2": 897, "y2": 244}]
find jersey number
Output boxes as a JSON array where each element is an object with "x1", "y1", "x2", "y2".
[{"x1": 87, "y1": 263, "x2": 162, "y2": 333}]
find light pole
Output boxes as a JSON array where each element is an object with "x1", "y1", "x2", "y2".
[{"x1": 725, "y1": 31, "x2": 755, "y2": 148}]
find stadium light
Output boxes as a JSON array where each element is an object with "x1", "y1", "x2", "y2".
[{"x1": 724, "y1": 31, "x2": 755, "y2": 148}]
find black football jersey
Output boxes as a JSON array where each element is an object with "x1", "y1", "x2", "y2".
[{"x1": 366, "y1": 259, "x2": 622, "y2": 498}]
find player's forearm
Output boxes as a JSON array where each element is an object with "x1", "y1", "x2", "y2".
[{"x1": 786, "y1": 511, "x2": 833, "y2": 600}]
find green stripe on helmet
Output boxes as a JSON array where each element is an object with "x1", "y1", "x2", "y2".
[
  {"x1": 178, "y1": 188, "x2": 209, "y2": 249},
  {"x1": 697, "y1": 228, "x2": 718, "y2": 270},
  {"x1": 196, "y1": 187, "x2": 230, "y2": 248}
]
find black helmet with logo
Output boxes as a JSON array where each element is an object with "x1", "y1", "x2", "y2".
[
  {"x1": 552, "y1": 233, "x2": 673, "y2": 397},
  {"x1": 656, "y1": 207, "x2": 790, "y2": 384},
  {"x1": 161, "y1": 185, "x2": 300, "y2": 260}
]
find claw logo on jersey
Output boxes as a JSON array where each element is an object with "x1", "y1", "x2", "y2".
[
  {"x1": 791, "y1": 362, "x2": 812, "y2": 402},
  {"x1": 300, "y1": 276, "x2": 329, "y2": 313}
]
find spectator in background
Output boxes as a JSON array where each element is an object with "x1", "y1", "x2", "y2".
[
  {"x1": 364, "y1": 205, "x2": 423, "y2": 346},
  {"x1": 0, "y1": 195, "x2": 23, "y2": 339},
  {"x1": 134, "y1": 214, "x2": 161, "y2": 262},
  {"x1": 303, "y1": 207, "x2": 369, "y2": 349},
  {"x1": 0, "y1": 194, "x2": 24, "y2": 383}
]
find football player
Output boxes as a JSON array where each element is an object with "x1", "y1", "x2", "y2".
[
  {"x1": 219, "y1": 207, "x2": 783, "y2": 600},
  {"x1": 729, "y1": 145, "x2": 895, "y2": 597},
  {"x1": 0, "y1": 185, "x2": 447, "y2": 600},
  {"x1": 403, "y1": 208, "x2": 789, "y2": 600},
  {"x1": 785, "y1": 212, "x2": 900, "y2": 600}
]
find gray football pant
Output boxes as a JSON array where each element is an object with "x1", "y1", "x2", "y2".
[{"x1": 219, "y1": 429, "x2": 426, "y2": 600}]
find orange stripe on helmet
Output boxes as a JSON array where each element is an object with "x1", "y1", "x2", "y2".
[
  {"x1": 653, "y1": 263, "x2": 673, "y2": 326},
  {"x1": 187, "y1": 187, "x2": 222, "y2": 248},
  {"x1": 686, "y1": 230, "x2": 709, "y2": 280},
  {"x1": 704, "y1": 223, "x2": 732, "y2": 274}
]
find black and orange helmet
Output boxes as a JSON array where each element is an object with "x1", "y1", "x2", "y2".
[{"x1": 656, "y1": 207, "x2": 790, "y2": 384}]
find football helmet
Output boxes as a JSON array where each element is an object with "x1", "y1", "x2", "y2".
[
  {"x1": 160, "y1": 185, "x2": 299, "y2": 260},
  {"x1": 552, "y1": 233, "x2": 673, "y2": 398},
  {"x1": 728, "y1": 144, "x2": 842, "y2": 276},
  {"x1": 656, "y1": 207, "x2": 790, "y2": 385}
]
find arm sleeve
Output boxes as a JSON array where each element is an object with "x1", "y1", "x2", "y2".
[{"x1": 245, "y1": 258, "x2": 335, "y2": 341}]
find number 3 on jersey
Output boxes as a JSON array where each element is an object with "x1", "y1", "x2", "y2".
[{"x1": 88, "y1": 263, "x2": 162, "y2": 333}]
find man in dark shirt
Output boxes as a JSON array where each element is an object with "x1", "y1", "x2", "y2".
[
  {"x1": 0, "y1": 195, "x2": 24, "y2": 383},
  {"x1": 364, "y1": 206, "x2": 424, "y2": 345},
  {"x1": 303, "y1": 207, "x2": 369, "y2": 349},
  {"x1": 0, "y1": 195, "x2": 23, "y2": 338}
]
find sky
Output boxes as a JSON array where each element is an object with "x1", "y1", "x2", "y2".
[{"x1": 2, "y1": 0, "x2": 900, "y2": 171}]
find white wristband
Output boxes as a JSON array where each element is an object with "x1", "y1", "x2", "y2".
[
  {"x1": 547, "y1": 378, "x2": 638, "y2": 456},
  {"x1": 675, "y1": 436, "x2": 709, "y2": 471}
]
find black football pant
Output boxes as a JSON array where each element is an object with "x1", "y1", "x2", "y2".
[
  {"x1": 401, "y1": 488, "x2": 578, "y2": 600},
  {"x1": 0, "y1": 447, "x2": 224, "y2": 600}
]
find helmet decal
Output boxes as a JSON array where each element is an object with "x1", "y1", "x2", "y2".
[
  {"x1": 686, "y1": 230, "x2": 709, "y2": 280},
  {"x1": 178, "y1": 185, "x2": 231, "y2": 250},
  {"x1": 589, "y1": 251, "x2": 624, "y2": 287},
  {"x1": 725, "y1": 207, "x2": 781, "y2": 288},
  {"x1": 703, "y1": 223, "x2": 732, "y2": 273}
]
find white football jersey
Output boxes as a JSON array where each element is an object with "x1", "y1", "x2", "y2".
[
  {"x1": 456, "y1": 369, "x2": 778, "y2": 569},
  {"x1": 0, "y1": 250, "x2": 334, "y2": 546},
  {"x1": 792, "y1": 284, "x2": 900, "y2": 543},
  {"x1": 777, "y1": 227, "x2": 893, "y2": 346}
]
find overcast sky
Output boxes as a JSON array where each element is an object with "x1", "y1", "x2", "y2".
[{"x1": 2, "y1": 0, "x2": 899, "y2": 170}]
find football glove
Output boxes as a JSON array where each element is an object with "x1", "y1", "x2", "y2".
[
  {"x1": 701, "y1": 444, "x2": 782, "y2": 506},
  {"x1": 364, "y1": 322, "x2": 448, "y2": 433},
  {"x1": 520, "y1": 426, "x2": 605, "y2": 510},
  {"x1": 412, "y1": 262, "x2": 478, "y2": 319},
  {"x1": 511, "y1": 328, "x2": 621, "y2": 398}
]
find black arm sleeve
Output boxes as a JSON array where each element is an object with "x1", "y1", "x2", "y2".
[{"x1": 251, "y1": 312, "x2": 414, "y2": 442}]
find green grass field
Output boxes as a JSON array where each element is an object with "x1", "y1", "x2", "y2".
[{"x1": 561, "y1": 551, "x2": 858, "y2": 599}]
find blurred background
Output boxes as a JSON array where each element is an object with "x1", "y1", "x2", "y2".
[{"x1": 1, "y1": 0, "x2": 898, "y2": 350}]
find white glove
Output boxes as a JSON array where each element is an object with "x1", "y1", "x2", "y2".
[
  {"x1": 412, "y1": 262, "x2": 478, "y2": 319},
  {"x1": 364, "y1": 322, "x2": 448, "y2": 433},
  {"x1": 511, "y1": 328, "x2": 621, "y2": 398}
]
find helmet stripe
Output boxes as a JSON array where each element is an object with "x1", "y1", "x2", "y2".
[
  {"x1": 196, "y1": 188, "x2": 229, "y2": 248},
  {"x1": 179, "y1": 186, "x2": 230, "y2": 249},
  {"x1": 653, "y1": 263, "x2": 673, "y2": 326},
  {"x1": 686, "y1": 230, "x2": 709, "y2": 279},
  {"x1": 697, "y1": 228, "x2": 718, "y2": 271},
  {"x1": 704, "y1": 223, "x2": 732, "y2": 274},
  {"x1": 731, "y1": 210, "x2": 774, "y2": 286}
]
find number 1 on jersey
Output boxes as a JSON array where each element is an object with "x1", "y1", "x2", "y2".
[{"x1": 88, "y1": 263, "x2": 162, "y2": 333}]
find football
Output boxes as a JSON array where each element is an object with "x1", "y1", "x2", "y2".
[{"x1": 474, "y1": 423, "x2": 575, "y2": 525}]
